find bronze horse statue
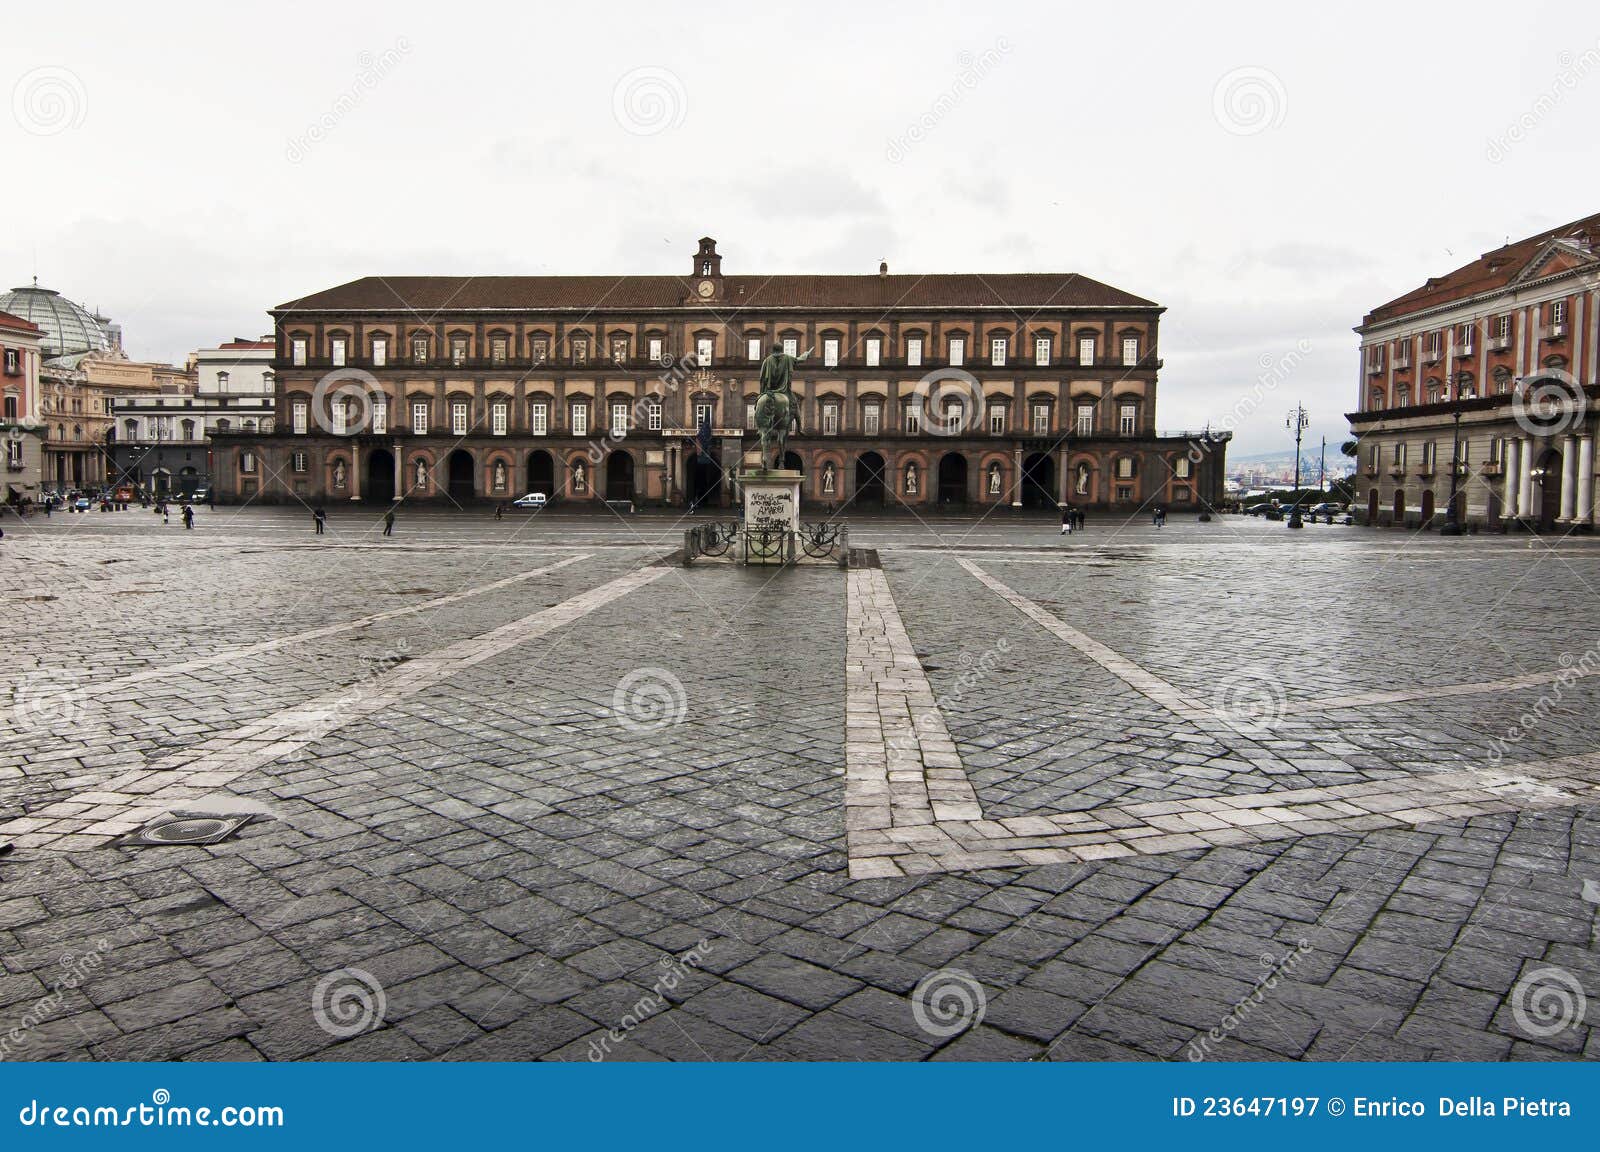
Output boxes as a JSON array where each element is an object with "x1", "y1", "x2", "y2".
[{"x1": 755, "y1": 343, "x2": 805, "y2": 470}]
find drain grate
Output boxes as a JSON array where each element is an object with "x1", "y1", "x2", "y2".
[{"x1": 120, "y1": 814, "x2": 255, "y2": 847}]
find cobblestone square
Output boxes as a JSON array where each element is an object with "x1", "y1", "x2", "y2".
[{"x1": 2, "y1": 507, "x2": 1598, "y2": 1061}]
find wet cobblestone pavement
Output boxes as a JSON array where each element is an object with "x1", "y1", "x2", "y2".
[{"x1": 2, "y1": 505, "x2": 1598, "y2": 1061}]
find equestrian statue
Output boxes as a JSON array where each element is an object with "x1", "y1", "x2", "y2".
[{"x1": 754, "y1": 342, "x2": 806, "y2": 470}]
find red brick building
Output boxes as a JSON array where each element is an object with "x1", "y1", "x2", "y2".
[
  {"x1": 1349, "y1": 211, "x2": 1600, "y2": 529},
  {"x1": 213, "y1": 239, "x2": 1226, "y2": 511}
]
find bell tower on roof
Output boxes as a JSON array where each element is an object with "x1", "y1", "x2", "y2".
[{"x1": 690, "y1": 237, "x2": 723, "y2": 302}]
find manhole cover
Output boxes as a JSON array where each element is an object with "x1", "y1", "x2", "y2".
[{"x1": 120, "y1": 814, "x2": 255, "y2": 847}]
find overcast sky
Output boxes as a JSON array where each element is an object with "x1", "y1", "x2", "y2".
[{"x1": 7, "y1": 0, "x2": 1600, "y2": 454}]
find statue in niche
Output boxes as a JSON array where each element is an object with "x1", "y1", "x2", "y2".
[
  {"x1": 988, "y1": 463, "x2": 1002, "y2": 495},
  {"x1": 822, "y1": 461, "x2": 836, "y2": 495},
  {"x1": 332, "y1": 459, "x2": 346, "y2": 487},
  {"x1": 415, "y1": 459, "x2": 429, "y2": 489},
  {"x1": 905, "y1": 463, "x2": 918, "y2": 495},
  {"x1": 493, "y1": 460, "x2": 507, "y2": 490},
  {"x1": 1075, "y1": 462, "x2": 1090, "y2": 496},
  {"x1": 573, "y1": 461, "x2": 587, "y2": 492}
]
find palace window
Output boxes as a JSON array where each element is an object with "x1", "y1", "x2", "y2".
[
  {"x1": 1117, "y1": 457, "x2": 1135, "y2": 479},
  {"x1": 648, "y1": 401, "x2": 663, "y2": 431},
  {"x1": 1031, "y1": 404, "x2": 1049, "y2": 435},
  {"x1": 746, "y1": 337, "x2": 761, "y2": 362},
  {"x1": 746, "y1": 400, "x2": 756, "y2": 428},
  {"x1": 491, "y1": 337, "x2": 508, "y2": 365},
  {"x1": 492, "y1": 401, "x2": 507, "y2": 436},
  {"x1": 530, "y1": 403, "x2": 548, "y2": 435},
  {"x1": 532, "y1": 337, "x2": 549, "y2": 363},
  {"x1": 822, "y1": 402, "x2": 839, "y2": 435},
  {"x1": 697, "y1": 337, "x2": 714, "y2": 366},
  {"x1": 864, "y1": 403, "x2": 881, "y2": 435},
  {"x1": 451, "y1": 337, "x2": 467, "y2": 366},
  {"x1": 241, "y1": 452, "x2": 256, "y2": 473},
  {"x1": 571, "y1": 404, "x2": 587, "y2": 436},
  {"x1": 988, "y1": 404, "x2": 1006, "y2": 434},
  {"x1": 412, "y1": 401, "x2": 429, "y2": 435},
  {"x1": 949, "y1": 337, "x2": 965, "y2": 366},
  {"x1": 331, "y1": 338, "x2": 346, "y2": 367},
  {"x1": 1175, "y1": 455, "x2": 1191, "y2": 478},
  {"x1": 1122, "y1": 337, "x2": 1140, "y2": 366},
  {"x1": 372, "y1": 337, "x2": 387, "y2": 366},
  {"x1": 1035, "y1": 337, "x2": 1051, "y2": 366},
  {"x1": 1457, "y1": 322, "x2": 1475, "y2": 353},
  {"x1": 1425, "y1": 330, "x2": 1442, "y2": 357},
  {"x1": 1551, "y1": 300, "x2": 1568, "y2": 325},
  {"x1": 904, "y1": 403, "x2": 921, "y2": 434},
  {"x1": 865, "y1": 338, "x2": 881, "y2": 367},
  {"x1": 611, "y1": 402, "x2": 628, "y2": 435},
  {"x1": 783, "y1": 338, "x2": 799, "y2": 357},
  {"x1": 292, "y1": 400, "x2": 308, "y2": 434},
  {"x1": 291, "y1": 451, "x2": 307, "y2": 473},
  {"x1": 452, "y1": 401, "x2": 469, "y2": 436},
  {"x1": 1076, "y1": 403, "x2": 1094, "y2": 436},
  {"x1": 694, "y1": 401, "x2": 714, "y2": 429},
  {"x1": 1119, "y1": 403, "x2": 1137, "y2": 435},
  {"x1": 824, "y1": 338, "x2": 840, "y2": 367},
  {"x1": 572, "y1": 337, "x2": 589, "y2": 364},
  {"x1": 372, "y1": 397, "x2": 387, "y2": 434},
  {"x1": 411, "y1": 336, "x2": 428, "y2": 363},
  {"x1": 611, "y1": 337, "x2": 628, "y2": 363},
  {"x1": 990, "y1": 337, "x2": 1007, "y2": 366},
  {"x1": 907, "y1": 337, "x2": 923, "y2": 367},
  {"x1": 3, "y1": 349, "x2": 16, "y2": 373},
  {"x1": 1116, "y1": 485, "x2": 1132, "y2": 502},
  {"x1": 1496, "y1": 315, "x2": 1511, "y2": 340},
  {"x1": 292, "y1": 338, "x2": 307, "y2": 366},
  {"x1": 650, "y1": 338, "x2": 665, "y2": 363},
  {"x1": 331, "y1": 398, "x2": 349, "y2": 435},
  {"x1": 1078, "y1": 337, "x2": 1095, "y2": 366}
]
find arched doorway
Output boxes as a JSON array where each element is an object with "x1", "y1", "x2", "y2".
[
  {"x1": 1393, "y1": 489, "x2": 1406, "y2": 524},
  {"x1": 1535, "y1": 447, "x2": 1562, "y2": 530},
  {"x1": 366, "y1": 448, "x2": 395, "y2": 504},
  {"x1": 937, "y1": 453, "x2": 968, "y2": 505},
  {"x1": 446, "y1": 449, "x2": 475, "y2": 502},
  {"x1": 1420, "y1": 489, "x2": 1435, "y2": 523},
  {"x1": 854, "y1": 452, "x2": 887, "y2": 506},
  {"x1": 687, "y1": 453, "x2": 721, "y2": 510},
  {"x1": 526, "y1": 449, "x2": 554, "y2": 497},
  {"x1": 1022, "y1": 453, "x2": 1055, "y2": 508},
  {"x1": 782, "y1": 451, "x2": 803, "y2": 472},
  {"x1": 606, "y1": 451, "x2": 634, "y2": 501}
]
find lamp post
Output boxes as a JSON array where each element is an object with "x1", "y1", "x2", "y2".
[
  {"x1": 1286, "y1": 405, "x2": 1309, "y2": 528},
  {"x1": 1439, "y1": 384, "x2": 1465, "y2": 536}
]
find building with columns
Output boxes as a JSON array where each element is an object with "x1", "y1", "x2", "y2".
[
  {"x1": 211, "y1": 238, "x2": 1227, "y2": 511},
  {"x1": 1348, "y1": 211, "x2": 1600, "y2": 530},
  {"x1": 1, "y1": 309, "x2": 47, "y2": 504}
]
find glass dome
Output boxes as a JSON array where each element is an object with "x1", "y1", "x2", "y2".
[{"x1": 0, "y1": 283, "x2": 112, "y2": 359}]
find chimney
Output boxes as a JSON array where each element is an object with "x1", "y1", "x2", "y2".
[{"x1": 879, "y1": 261, "x2": 888, "y2": 279}]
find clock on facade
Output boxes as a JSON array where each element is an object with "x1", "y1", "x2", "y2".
[{"x1": 696, "y1": 279, "x2": 715, "y2": 298}]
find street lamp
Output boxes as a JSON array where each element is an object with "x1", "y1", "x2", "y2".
[
  {"x1": 1286, "y1": 405, "x2": 1309, "y2": 529},
  {"x1": 1439, "y1": 383, "x2": 1465, "y2": 536}
]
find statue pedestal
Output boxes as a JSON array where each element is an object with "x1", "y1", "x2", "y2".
[{"x1": 738, "y1": 469, "x2": 801, "y2": 565}]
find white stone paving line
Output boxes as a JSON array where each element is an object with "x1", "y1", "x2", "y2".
[
  {"x1": 843, "y1": 559, "x2": 1600, "y2": 879},
  {"x1": 1, "y1": 563, "x2": 669, "y2": 851}
]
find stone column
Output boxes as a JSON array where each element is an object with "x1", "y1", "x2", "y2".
[
  {"x1": 1579, "y1": 434, "x2": 1595, "y2": 526},
  {"x1": 1011, "y1": 444, "x2": 1023, "y2": 507},
  {"x1": 1503, "y1": 437, "x2": 1521, "y2": 518},
  {"x1": 393, "y1": 438, "x2": 403, "y2": 499},
  {"x1": 1560, "y1": 436, "x2": 1578, "y2": 521},
  {"x1": 349, "y1": 444, "x2": 362, "y2": 502},
  {"x1": 1518, "y1": 437, "x2": 1535, "y2": 518}
]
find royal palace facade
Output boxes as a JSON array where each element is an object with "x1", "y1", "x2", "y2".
[{"x1": 212, "y1": 239, "x2": 1226, "y2": 511}]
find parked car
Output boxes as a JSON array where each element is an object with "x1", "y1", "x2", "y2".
[
  {"x1": 1306, "y1": 502, "x2": 1346, "y2": 518},
  {"x1": 73, "y1": 496, "x2": 91, "y2": 511},
  {"x1": 511, "y1": 492, "x2": 548, "y2": 509},
  {"x1": 190, "y1": 488, "x2": 208, "y2": 502}
]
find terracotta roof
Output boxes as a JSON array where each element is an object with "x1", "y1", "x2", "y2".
[
  {"x1": 0, "y1": 309, "x2": 44, "y2": 334},
  {"x1": 274, "y1": 273, "x2": 1159, "y2": 314},
  {"x1": 1363, "y1": 210, "x2": 1600, "y2": 327}
]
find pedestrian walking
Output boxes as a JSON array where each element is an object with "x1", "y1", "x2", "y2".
[
  {"x1": 161, "y1": 502, "x2": 169, "y2": 525},
  {"x1": 383, "y1": 508, "x2": 395, "y2": 536},
  {"x1": 1060, "y1": 504, "x2": 1073, "y2": 536},
  {"x1": 494, "y1": 503, "x2": 504, "y2": 521},
  {"x1": 313, "y1": 505, "x2": 326, "y2": 535},
  {"x1": 1074, "y1": 508, "x2": 1086, "y2": 532},
  {"x1": 181, "y1": 503, "x2": 194, "y2": 530}
]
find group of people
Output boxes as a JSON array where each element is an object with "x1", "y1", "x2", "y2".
[
  {"x1": 152, "y1": 500, "x2": 195, "y2": 528},
  {"x1": 312, "y1": 505, "x2": 397, "y2": 536},
  {"x1": 1059, "y1": 505, "x2": 1086, "y2": 535}
]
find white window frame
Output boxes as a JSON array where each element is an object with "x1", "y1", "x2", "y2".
[
  {"x1": 451, "y1": 401, "x2": 469, "y2": 436},
  {"x1": 649, "y1": 338, "x2": 664, "y2": 364},
  {"x1": 451, "y1": 338, "x2": 467, "y2": 366},
  {"x1": 1122, "y1": 337, "x2": 1140, "y2": 367},
  {"x1": 372, "y1": 337, "x2": 387, "y2": 367},
  {"x1": 824, "y1": 338, "x2": 840, "y2": 367},
  {"x1": 905, "y1": 405, "x2": 921, "y2": 434},
  {"x1": 291, "y1": 400, "x2": 309, "y2": 434},
  {"x1": 1035, "y1": 337, "x2": 1051, "y2": 366},
  {"x1": 571, "y1": 404, "x2": 588, "y2": 437},
  {"x1": 949, "y1": 337, "x2": 965, "y2": 366},
  {"x1": 412, "y1": 401, "x2": 428, "y2": 435},
  {"x1": 694, "y1": 402, "x2": 715, "y2": 429},
  {"x1": 747, "y1": 337, "x2": 761, "y2": 362},
  {"x1": 990, "y1": 337, "x2": 1007, "y2": 366},
  {"x1": 783, "y1": 338, "x2": 799, "y2": 357},
  {"x1": 988, "y1": 405, "x2": 1006, "y2": 434},
  {"x1": 647, "y1": 401, "x2": 663, "y2": 431},
  {"x1": 696, "y1": 337, "x2": 714, "y2": 366},
  {"x1": 907, "y1": 337, "x2": 923, "y2": 367},
  {"x1": 530, "y1": 403, "x2": 548, "y2": 436},
  {"x1": 372, "y1": 397, "x2": 387, "y2": 435},
  {"x1": 610, "y1": 402, "x2": 628, "y2": 436},
  {"x1": 822, "y1": 403, "x2": 839, "y2": 435},
  {"x1": 331, "y1": 337, "x2": 346, "y2": 367},
  {"x1": 864, "y1": 403, "x2": 881, "y2": 436},
  {"x1": 1076, "y1": 404, "x2": 1094, "y2": 436},
  {"x1": 1032, "y1": 404, "x2": 1049, "y2": 436},
  {"x1": 492, "y1": 401, "x2": 507, "y2": 436},
  {"x1": 1119, "y1": 403, "x2": 1136, "y2": 435},
  {"x1": 865, "y1": 338, "x2": 881, "y2": 367},
  {"x1": 292, "y1": 338, "x2": 307, "y2": 366},
  {"x1": 1078, "y1": 337, "x2": 1095, "y2": 367}
]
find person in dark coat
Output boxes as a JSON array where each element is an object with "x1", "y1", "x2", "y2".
[
  {"x1": 181, "y1": 503, "x2": 194, "y2": 529},
  {"x1": 313, "y1": 505, "x2": 326, "y2": 535},
  {"x1": 383, "y1": 508, "x2": 395, "y2": 536}
]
